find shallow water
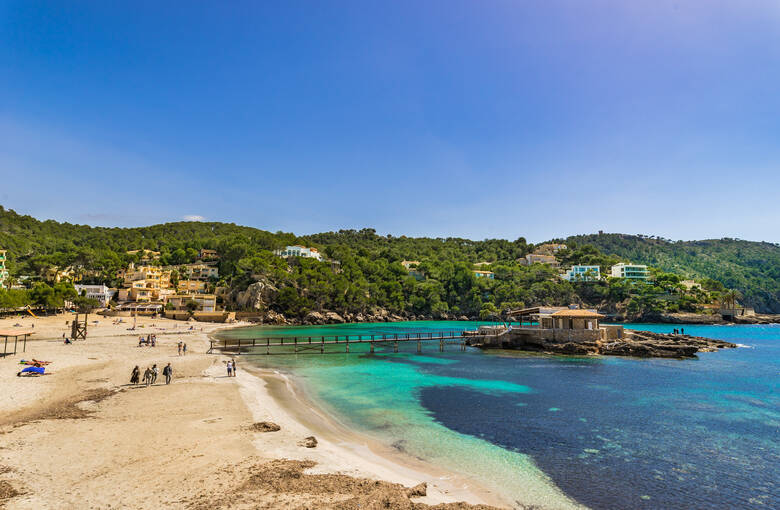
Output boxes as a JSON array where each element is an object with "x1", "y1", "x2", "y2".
[{"x1": 219, "y1": 322, "x2": 780, "y2": 509}]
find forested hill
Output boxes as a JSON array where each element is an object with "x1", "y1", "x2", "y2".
[
  {"x1": 1, "y1": 205, "x2": 778, "y2": 316},
  {"x1": 564, "y1": 234, "x2": 780, "y2": 313}
]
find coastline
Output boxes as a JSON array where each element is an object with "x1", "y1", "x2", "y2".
[
  {"x1": 234, "y1": 364, "x2": 513, "y2": 508},
  {"x1": 0, "y1": 314, "x2": 510, "y2": 509}
]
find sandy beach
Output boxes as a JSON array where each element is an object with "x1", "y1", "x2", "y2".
[{"x1": 0, "y1": 313, "x2": 506, "y2": 509}]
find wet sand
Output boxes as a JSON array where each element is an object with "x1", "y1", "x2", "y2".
[{"x1": 0, "y1": 313, "x2": 505, "y2": 509}]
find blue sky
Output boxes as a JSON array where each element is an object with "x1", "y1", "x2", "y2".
[{"x1": 1, "y1": 1, "x2": 779, "y2": 243}]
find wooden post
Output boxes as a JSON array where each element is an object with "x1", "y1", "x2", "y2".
[
  {"x1": 417, "y1": 339, "x2": 421, "y2": 353},
  {"x1": 3, "y1": 336, "x2": 6, "y2": 357},
  {"x1": 321, "y1": 338, "x2": 324, "y2": 354},
  {"x1": 439, "y1": 339, "x2": 444, "y2": 352},
  {"x1": 14, "y1": 335, "x2": 18, "y2": 355},
  {"x1": 346, "y1": 336, "x2": 349, "y2": 353},
  {"x1": 394, "y1": 341, "x2": 398, "y2": 353},
  {"x1": 237, "y1": 339, "x2": 241, "y2": 355},
  {"x1": 23, "y1": 334, "x2": 27, "y2": 353},
  {"x1": 370, "y1": 342, "x2": 374, "y2": 354},
  {"x1": 308, "y1": 336, "x2": 312, "y2": 344}
]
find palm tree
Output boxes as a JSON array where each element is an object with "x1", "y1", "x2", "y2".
[{"x1": 721, "y1": 289, "x2": 742, "y2": 309}]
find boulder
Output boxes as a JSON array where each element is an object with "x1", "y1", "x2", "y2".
[
  {"x1": 235, "y1": 279, "x2": 278, "y2": 310},
  {"x1": 264, "y1": 311, "x2": 287, "y2": 325},
  {"x1": 458, "y1": 315, "x2": 469, "y2": 321},
  {"x1": 324, "y1": 311, "x2": 345, "y2": 324},
  {"x1": 304, "y1": 311, "x2": 326, "y2": 325},
  {"x1": 251, "y1": 421, "x2": 281, "y2": 432},
  {"x1": 297, "y1": 436, "x2": 318, "y2": 448}
]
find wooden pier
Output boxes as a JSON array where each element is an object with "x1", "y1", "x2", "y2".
[{"x1": 208, "y1": 331, "x2": 471, "y2": 355}]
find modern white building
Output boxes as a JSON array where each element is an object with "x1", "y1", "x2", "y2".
[
  {"x1": 562, "y1": 265, "x2": 601, "y2": 282},
  {"x1": 74, "y1": 284, "x2": 116, "y2": 306},
  {"x1": 611, "y1": 263, "x2": 650, "y2": 281},
  {"x1": 274, "y1": 245, "x2": 322, "y2": 261}
]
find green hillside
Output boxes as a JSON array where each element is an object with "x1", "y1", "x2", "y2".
[
  {"x1": 0, "y1": 205, "x2": 776, "y2": 316},
  {"x1": 564, "y1": 234, "x2": 780, "y2": 313}
]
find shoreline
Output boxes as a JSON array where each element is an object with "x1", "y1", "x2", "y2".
[
  {"x1": 235, "y1": 364, "x2": 512, "y2": 508},
  {"x1": 0, "y1": 313, "x2": 509, "y2": 509}
]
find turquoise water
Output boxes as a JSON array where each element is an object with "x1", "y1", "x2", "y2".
[{"x1": 218, "y1": 322, "x2": 780, "y2": 509}]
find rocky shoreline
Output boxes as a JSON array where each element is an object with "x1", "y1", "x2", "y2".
[
  {"x1": 235, "y1": 308, "x2": 780, "y2": 327},
  {"x1": 232, "y1": 281, "x2": 780, "y2": 326},
  {"x1": 465, "y1": 329, "x2": 738, "y2": 358}
]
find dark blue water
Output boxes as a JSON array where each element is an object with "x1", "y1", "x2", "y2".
[
  {"x1": 420, "y1": 324, "x2": 780, "y2": 509},
  {"x1": 222, "y1": 322, "x2": 780, "y2": 509}
]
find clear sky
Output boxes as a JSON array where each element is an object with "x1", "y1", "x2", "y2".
[{"x1": 1, "y1": 1, "x2": 779, "y2": 243}]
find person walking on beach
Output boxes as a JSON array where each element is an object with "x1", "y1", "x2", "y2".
[
  {"x1": 226, "y1": 360, "x2": 233, "y2": 377},
  {"x1": 177, "y1": 341, "x2": 182, "y2": 356},
  {"x1": 143, "y1": 367, "x2": 153, "y2": 387},
  {"x1": 130, "y1": 365, "x2": 140, "y2": 385},
  {"x1": 182, "y1": 343, "x2": 187, "y2": 355},
  {"x1": 163, "y1": 363, "x2": 173, "y2": 385},
  {"x1": 151, "y1": 364, "x2": 159, "y2": 385},
  {"x1": 231, "y1": 358, "x2": 237, "y2": 377}
]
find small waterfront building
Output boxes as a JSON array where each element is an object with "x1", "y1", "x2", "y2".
[
  {"x1": 73, "y1": 284, "x2": 116, "y2": 306},
  {"x1": 519, "y1": 253, "x2": 560, "y2": 268},
  {"x1": 472, "y1": 270, "x2": 495, "y2": 279},
  {"x1": 562, "y1": 265, "x2": 601, "y2": 282},
  {"x1": 167, "y1": 294, "x2": 217, "y2": 312},
  {"x1": 550, "y1": 309, "x2": 604, "y2": 331},
  {"x1": 610, "y1": 263, "x2": 649, "y2": 281},
  {"x1": 274, "y1": 245, "x2": 323, "y2": 261},
  {"x1": 0, "y1": 250, "x2": 8, "y2": 288}
]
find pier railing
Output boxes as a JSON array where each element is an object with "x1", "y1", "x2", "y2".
[{"x1": 208, "y1": 331, "x2": 472, "y2": 355}]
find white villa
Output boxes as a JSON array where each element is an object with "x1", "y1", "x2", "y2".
[
  {"x1": 73, "y1": 284, "x2": 116, "y2": 306},
  {"x1": 274, "y1": 245, "x2": 322, "y2": 261},
  {"x1": 611, "y1": 263, "x2": 649, "y2": 281},
  {"x1": 562, "y1": 265, "x2": 601, "y2": 282}
]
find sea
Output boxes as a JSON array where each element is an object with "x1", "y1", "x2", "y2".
[{"x1": 217, "y1": 322, "x2": 780, "y2": 509}]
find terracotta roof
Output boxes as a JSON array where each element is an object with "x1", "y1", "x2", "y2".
[{"x1": 550, "y1": 309, "x2": 604, "y2": 318}]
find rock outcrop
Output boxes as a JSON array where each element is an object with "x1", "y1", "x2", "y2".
[
  {"x1": 467, "y1": 329, "x2": 737, "y2": 358},
  {"x1": 234, "y1": 279, "x2": 278, "y2": 310}
]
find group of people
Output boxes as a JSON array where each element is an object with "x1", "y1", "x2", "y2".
[
  {"x1": 177, "y1": 341, "x2": 188, "y2": 355},
  {"x1": 130, "y1": 363, "x2": 173, "y2": 387},
  {"x1": 138, "y1": 334, "x2": 158, "y2": 347},
  {"x1": 673, "y1": 328, "x2": 686, "y2": 335},
  {"x1": 226, "y1": 359, "x2": 237, "y2": 377}
]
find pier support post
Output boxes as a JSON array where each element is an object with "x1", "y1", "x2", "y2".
[
  {"x1": 321, "y1": 339, "x2": 324, "y2": 354},
  {"x1": 294, "y1": 337, "x2": 298, "y2": 353},
  {"x1": 417, "y1": 340, "x2": 421, "y2": 353},
  {"x1": 370, "y1": 342, "x2": 374, "y2": 354},
  {"x1": 394, "y1": 341, "x2": 398, "y2": 353},
  {"x1": 346, "y1": 337, "x2": 350, "y2": 353},
  {"x1": 440, "y1": 340, "x2": 444, "y2": 352}
]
